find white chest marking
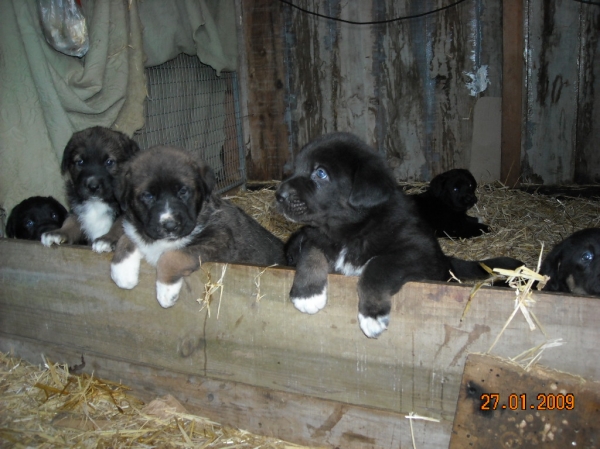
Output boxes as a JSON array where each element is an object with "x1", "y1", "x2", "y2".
[
  {"x1": 74, "y1": 200, "x2": 114, "y2": 241},
  {"x1": 123, "y1": 220, "x2": 204, "y2": 266},
  {"x1": 334, "y1": 247, "x2": 365, "y2": 277}
]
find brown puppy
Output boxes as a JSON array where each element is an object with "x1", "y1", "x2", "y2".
[
  {"x1": 110, "y1": 145, "x2": 286, "y2": 307},
  {"x1": 41, "y1": 126, "x2": 140, "y2": 252}
]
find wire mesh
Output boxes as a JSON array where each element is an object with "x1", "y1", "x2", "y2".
[{"x1": 134, "y1": 54, "x2": 246, "y2": 193}]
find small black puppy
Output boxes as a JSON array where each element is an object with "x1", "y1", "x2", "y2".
[
  {"x1": 277, "y1": 132, "x2": 522, "y2": 338},
  {"x1": 41, "y1": 126, "x2": 140, "y2": 252},
  {"x1": 6, "y1": 196, "x2": 68, "y2": 241},
  {"x1": 540, "y1": 228, "x2": 600, "y2": 296},
  {"x1": 411, "y1": 168, "x2": 489, "y2": 238}
]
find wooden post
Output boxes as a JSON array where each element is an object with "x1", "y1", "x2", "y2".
[
  {"x1": 240, "y1": 0, "x2": 290, "y2": 182},
  {"x1": 501, "y1": 0, "x2": 524, "y2": 187}
]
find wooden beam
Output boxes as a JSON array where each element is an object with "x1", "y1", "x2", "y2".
[{"x1": 501, "y1": 0, "x2": 524, "y2": 187}]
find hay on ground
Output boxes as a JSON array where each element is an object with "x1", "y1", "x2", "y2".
[
  {"x1": 230, "y1": 182, "x2": 600, "y2": 270},
  {"x1": 0, "y1": 352, "x2": 314, "y2": 448}
]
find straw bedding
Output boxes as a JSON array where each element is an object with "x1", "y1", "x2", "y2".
[
  {"x1": 227, "y1": 182, "x2": 600, "y2": 271},
  {"x1": 0, "y1": 353, "x2": 312, "y2": 448}
]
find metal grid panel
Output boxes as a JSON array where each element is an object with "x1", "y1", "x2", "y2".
[{"x1": 134, "y1": 54, "x2": 245, "y2": 193}]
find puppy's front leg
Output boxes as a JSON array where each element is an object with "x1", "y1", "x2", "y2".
[
  {"x1": 356, "y1": 255, "x2": 411, "y2": 338},
  {"x1": 92, "y1": 216, "x2": 125, "y2": 253},
  {"x1": 290, "y1": 246, "x2": 329, "y2": 314},
  {"x1": 155, "y1": 250, "x2": 200, "y2": 308},
  {"x1": 41, "y1": 215, "x2": 83, "y2": 246},
  {"x1": 111, "y1": 234, "x2": 142, "y2": 289}
]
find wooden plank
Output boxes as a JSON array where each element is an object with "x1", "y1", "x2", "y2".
[
  {"x1": 574, "y1": 3, "x2": 600, "y2": 183},
  {"x1": 240, "y1": 0, "x2": 290, "y2": 181},
  {"x1": 2, "y1": 239, "x2": 600, "y2": 446},
  {"x1": 522, "y1": 0, "x2": 581, "y2": 184},
  {"x1": 1, "y1": 335, "x2": 452, "y2": 449},
  {"x1": 501, "y1": 0, "x2": 524, "y2": 187},
  {"x1": 450, "y1": 353, "x2": 600, "y2": 448}
]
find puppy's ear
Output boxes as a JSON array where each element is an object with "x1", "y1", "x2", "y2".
[
  {"x1": 196, "y1": 160, "x2": 216, "y2": 196},
  {"x1": 118, "y1": 133, "x2": 141, "y2": 159},
  {"x1": 349, "y1": 160, "x2": 395, "y2": 208},
  {"x1": 5, "y1": 209, "x2": 18, "y2": 238},
  {"x1": 116, "y1": 166, "x2": 133, "y2": 212},
  {"x1": 60, "y1": 138, "x2": 77, "y2": 175},
  {"x1": 428, "y1": 172, "x2": 448, "y2": 199},
  {"x1": 540, "y1": 245, "x2": 564, "y2": 292}
]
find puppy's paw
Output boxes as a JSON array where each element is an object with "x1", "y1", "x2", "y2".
[
  {"x1": 92, "y1": 237, "x2": 114, "y2": 253},
  {"x1": 41, "y1": 231, "x2": 66, "y2": 247},
  {"x1": 111, "y1": 250, "x2": 141, "y2": 289},
  {"x1": 156, "y1": 279, "x2": 183, "y2": 308},
  {"x1": 358, "y1": 313, "x2": 389, "y2": 338},
  {"x1": 291, "y1": 286, "x2": 327, "y2": 314}
]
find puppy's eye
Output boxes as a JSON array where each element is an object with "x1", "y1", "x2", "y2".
[
  {"x1": 453, "y1": 187, "x2": 459, "y2": 192},
  {"x1": 75, "y1": 159, "x2": 84, "y2": 167},
  {"x1": 581, "y1": 251, "x2": 594, "y2": 263},
  {"x1": 25, "y1": 219, "x2": 35, "y2": 228},
  {"x1": 178, "y1": 186, "x2": 190, "y2": 199},
  {"x1": 312, "y1": 168, "x2": 329, "y2": 181},
  {"x1": 140, "y1": 191, "x2": 154, "y2": 204},
  {"x1": 51, "y1": 212, "x2": 58, "y2": 220},
  {"x1": 105, "y1": 158, "x2": 116, "y2": 167}
]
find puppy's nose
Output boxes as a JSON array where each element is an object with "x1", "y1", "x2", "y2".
[
  {"x1": 86, "y1": 178, "x2": 100, "y2": 193},
  {"x1": 162, "y1": 218, "x2": 179, "y2": 233},
  {"x1": 276, "y1": 184, "x2": 290, "y2": 203}
]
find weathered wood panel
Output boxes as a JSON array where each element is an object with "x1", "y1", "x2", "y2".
[
  {"x1": 522, "y1": 0, "x2": 600, "y2": 184},
  {"x1": 281, "y1": 0, "x2": 501, "y2": 182},
  {"x1": 574, "y1": 2, "x2": 600, "y2": 184},
  {"x1": 2, "y1": 239, "x2": 600, "y2": 447},
  {"x1": 241, "y1": 0, "x2": 290, "y2": 181},
  {"x1": 241, "y1": 0, "x2": 600, "y2": 185}
]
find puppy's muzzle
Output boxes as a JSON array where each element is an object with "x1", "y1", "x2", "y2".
[{"x1": 276, "y1": 183, "x2": 307, "y2": 216}]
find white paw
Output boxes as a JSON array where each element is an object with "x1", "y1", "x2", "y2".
[
  {"x1": 156, "y1": 279, "x2": 183, "y2": 308},
  {"x1": 92, "y1": 239, "x2": 113, "y2": 253},
  {"x1": 41, "y1": 232, "x2": 64, "y2": 247},
  {"x1": 111, "y1": 250, "x2": 141, "y2": 289},
  {"x1": 358, "y1": 313, "x2": 389, "y2": 339},
  {"x1": 291, "y1": 287, "x2": 327, "y2": 314}
]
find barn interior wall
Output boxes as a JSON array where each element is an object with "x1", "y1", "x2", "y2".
[{"x1": 241, "y1": 0, "x2": 600, "y2": 185}]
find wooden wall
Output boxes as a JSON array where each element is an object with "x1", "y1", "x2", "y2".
[{"x1": 240, "y1": 0, "x2": 600, "y2": 185}]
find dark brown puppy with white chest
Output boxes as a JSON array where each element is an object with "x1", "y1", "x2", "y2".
[
  {"x1": 41, "y1": 126, "x2": 140, "y2": 252},
  {"x1": 276, "y1": 132, "x2": 522, "y2": 338},
  {"x1": 111, "y1": 145, "x2": 286, "y2": 307}
]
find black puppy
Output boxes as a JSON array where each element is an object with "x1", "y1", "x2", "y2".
[
  {"x1": 41, "y1": 126, "x2": 140, "y2": 252},
  {"x1": 410, "y1": 169, "x2": 489, "y2": 238},
  {"x1": 277, "y1": 132, "x2": 522, "y2": 338},
  {"x1": 6, "y1": 196, "x2": 68, "y2": 241},
  {"x1": 540, "y1": 228, "x2": 600, "y2": 296}
]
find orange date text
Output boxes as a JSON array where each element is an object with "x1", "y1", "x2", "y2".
[{"x1": 480, "y1": 393, "x2": 575, "y2": 411}]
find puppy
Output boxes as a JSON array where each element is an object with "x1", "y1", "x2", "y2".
[
  {"x1": 410, "y1": 169, "x2": 489, "y2": 238},
  {"x1": 41, "y1": 126, "x2": 140, "y2": 252},
  {"x1": 276, "y1": 132, "x2": 522, "y2": 338},
  {"x1": 540, "y1": 228, "x2": 600, "y2": 296},
  {"x1": 6, "y1": 196, "x2": 68, "y2": 241},
  {"x1": 110, "y1": 145, "x2": 286, "y2": 308}
]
